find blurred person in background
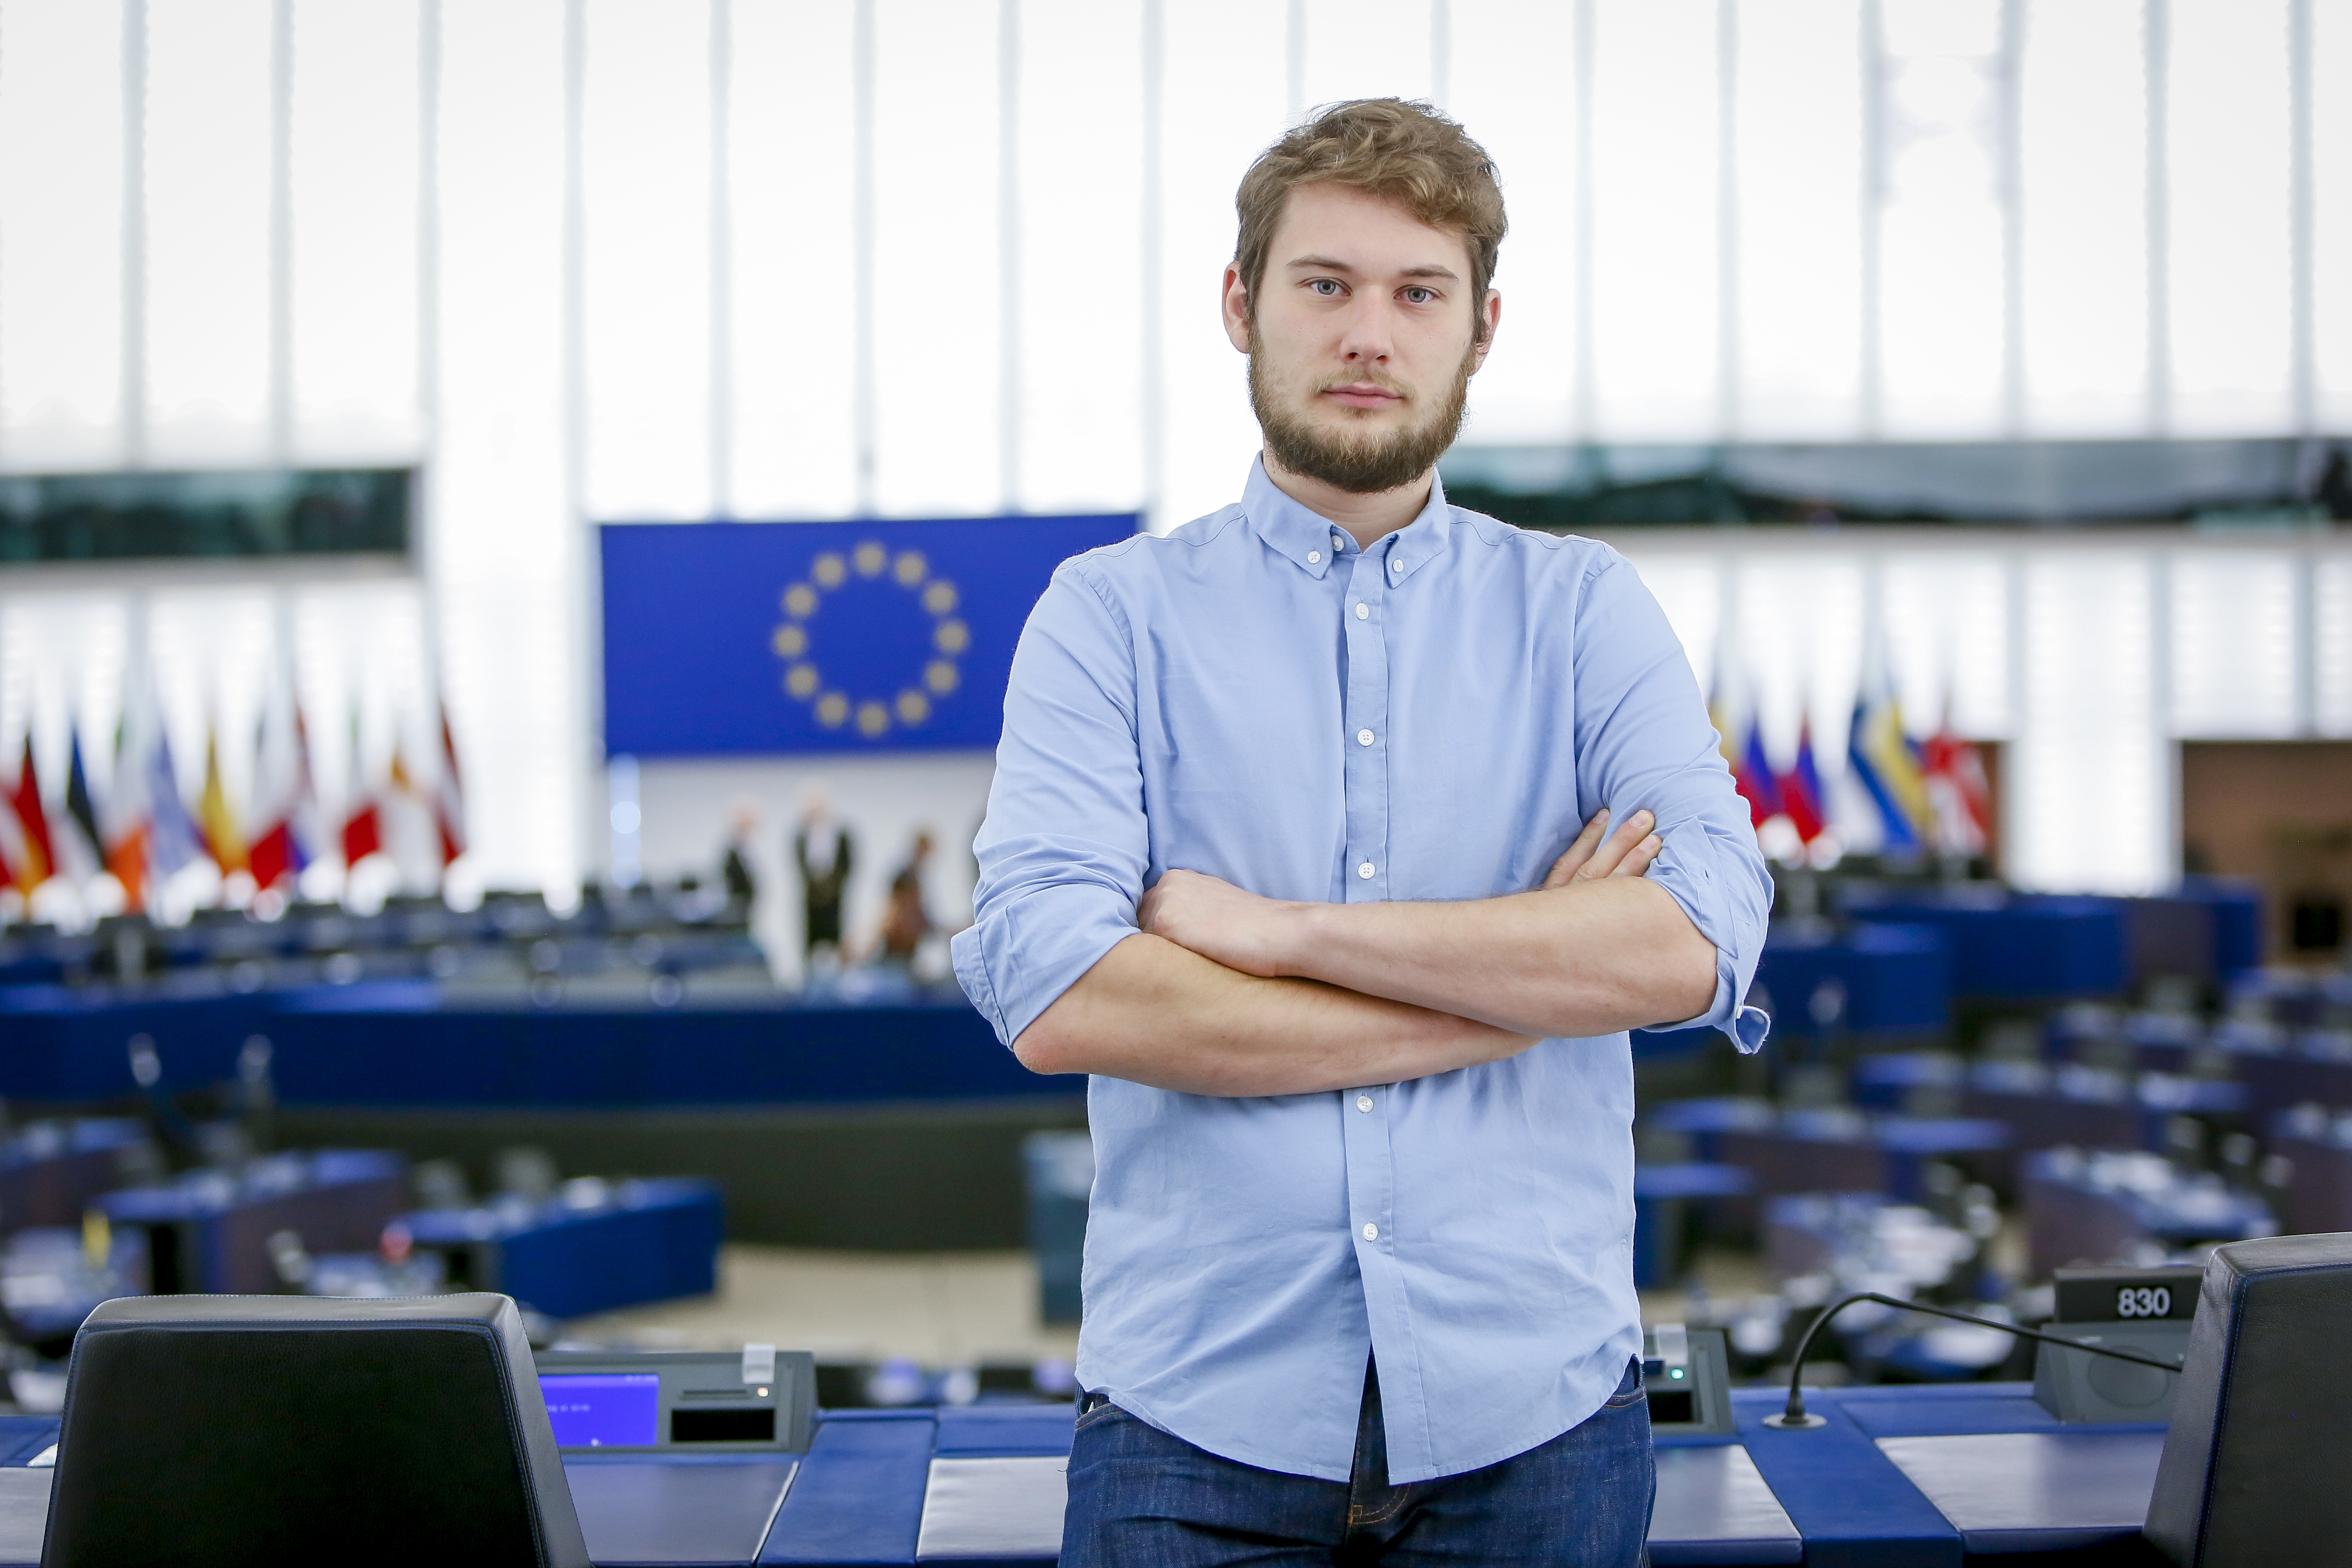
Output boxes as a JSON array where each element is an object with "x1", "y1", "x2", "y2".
[
  {"x1": 794, "y1": 788, "x2": 853, "y2": 970},
  {"x1": 719, "y1": 797, "x2": 760, "y2": 908},
  {"x1": 865, "y1": 829, "x2": 937, "y2": 971},
  {"x1": 955, "y1": 99, "x2": 1770, "y2": 1567}
]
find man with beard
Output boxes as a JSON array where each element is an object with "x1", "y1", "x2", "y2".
[{"x1": 952, "y1": 99, "x2": 1769, "y2": 1566}]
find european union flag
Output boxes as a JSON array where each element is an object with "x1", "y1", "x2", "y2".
[{"x1": 600, "y1": 514, "x2": 1137, "y2": 756}]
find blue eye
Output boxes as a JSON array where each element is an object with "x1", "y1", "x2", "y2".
[
  {"x1": 1403, "y1": 287, "x2": 1435, "y2": 304},
  {"x1": 1309, "y1": 279, "x2": 1343, "y2": 296}
]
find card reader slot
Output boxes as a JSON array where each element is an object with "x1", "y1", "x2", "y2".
[{"x1": 671, "y1": 1407, "x2": 776, "y2": 1444}]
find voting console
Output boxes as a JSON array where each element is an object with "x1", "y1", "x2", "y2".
[
  {"x1": 538, "y1": 1348, "x2": 814, "y2": 1454},
  {"x1": 2033, "y1": 1265, "x2": 2201, "y2": 1424}
]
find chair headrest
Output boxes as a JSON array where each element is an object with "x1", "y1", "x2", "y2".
[
  {"x1": 43, "y1": 1292, "x2": 589, "y2": 1568},
  {"x1": 2146, "y1": 1233, "x2": 2352, "y2": 1566}
]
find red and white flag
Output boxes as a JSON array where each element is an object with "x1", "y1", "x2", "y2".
[
  {"x1": 339, "y1": 712, "x2": 383, "y2": 870},
  {"x1": 432, "y1": 701, "x2": 465, "y2": 868},
  {"x1": 0, "y1": 738, "x2": 55, "y2": 895},
  {"x1": 1920, "y1": 703, "x2": 1993, "y2": 856},
  {"x1": 248, "y1": 684, "x2": 320, "y2": 891}
]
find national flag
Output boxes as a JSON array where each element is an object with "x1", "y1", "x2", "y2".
[
  {"x1": 2, "y1": 738, "x2": 54, "y2": 894},
  {"x1": 431, "y1": 701, "x2": 465, "y2": 867},
  {"x1": 108, "y1": 676, "x2": 203, "y2": 911},
  {"x1": 380, "y1": 742, "x2": 434, "y2": 884},
  {"x1": 104, "y1": 821, "x2": 146, "y2": 911},
  {"x1": 145, "y1": 726, "x2": 204, "y2": 884},
  {"x1": 340, "y1": 711, "x2": 383, "y2": 868},
  {"x1": 1847, "y1": 663, "x2": 1931, "y2": 854},
  {"x1": 340, "y1": 797, "x2": 383, "y2": 867},
  {"x1": 56, "y1": 731, "x2": 105, "y2": 882},
  {"x1": 104, "y1": 667, "x2": 153, "y2": 909},
  {"x1": 0, "y1": 785, "x2": 17, "y2": 893},
  {"x1": 196, "y1": 727, "x2": 249, "y2": 875},
  {"x1": 1707, "y1": 636, "x2": 1783, "y2": 832},
  {"x1": 1733, "y1": 716, "x2": 1783, "y2": 828},
  {"x1": 1778, "y1": 719, "x2": 1827, "y2": 845},
  {"x1": 1920, "y1": 707, "x2": 1993, "y2": 856},
  {"x1": 248, "y1": 667, "x2": 318, "y2": 890}
]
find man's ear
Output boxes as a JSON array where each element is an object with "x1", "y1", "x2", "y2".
[
  {"x1": 1469, "y1": 287, "x2": 1501, "y2": 374},
  {"x1": 1221, "y1": 264, "x2": 1253, "y2": 354}
]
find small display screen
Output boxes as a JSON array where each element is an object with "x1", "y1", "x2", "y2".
[{"x1": 541, "y1": 1373, "x2": 661, "y2": 1448}]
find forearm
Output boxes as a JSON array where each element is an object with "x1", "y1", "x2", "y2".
[
  {"x1": 1011, "y1": 932, "x2": 1539, "y2": 1097},
  {"x1": 1279, "y1": 878, "x2": 1717, "y2": 1039}
]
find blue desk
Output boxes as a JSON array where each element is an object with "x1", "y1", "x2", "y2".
[
  {"x1": 403, "y1": 1179, "x2": 724, "y2": 1320},
  {"x1": 1836, "y1": 893, "x2": 2127, "y2": 1001},
  {"x1": 0, "y1": 1385, "x2": 2176, "y2": 1565},
  {"x1": 95, "y1": 1149, "x2": 409, "y2": 1294},
  {"x1": 1636, "y1": 922, "x2": 1953, "y2": 1058},
  {"x1": 0, "y1": 985, "x2": 269, "y2": 1100},
  {"x1": 0, "y1": 981, "x2": 1057, "y2": 1111},
  {"x1": 1750, "y1": 923, "x2": 1953, "y2": 1041}
]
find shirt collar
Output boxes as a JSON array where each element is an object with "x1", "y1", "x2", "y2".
[{"x1": 1241, "y1": 456, "x2": 1453, "y2": 582}]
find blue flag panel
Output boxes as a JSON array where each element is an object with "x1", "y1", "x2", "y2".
[{"x1": 600, "y1": 514, "x2": 1137, "y2": 757}]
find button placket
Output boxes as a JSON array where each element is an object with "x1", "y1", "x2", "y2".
[{"x1": 1338, "y1": 553, "x2": 1388, "y2": 906}]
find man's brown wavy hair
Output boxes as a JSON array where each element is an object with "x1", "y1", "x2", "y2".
[{"x1": 1233, "y1": 98, "x2": 1507, "y2": 344}]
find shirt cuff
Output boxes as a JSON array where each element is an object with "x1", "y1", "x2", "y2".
[
  {"x1": 952, "y1": 879, "x2": 1139, "y2": 1048},
  {"x1": 1637, "y1": 833, "x2": 1772, "y2": 1056},
  {"x1": 1646, "y1": 982, "x2": 1772, "y2": 1055}
]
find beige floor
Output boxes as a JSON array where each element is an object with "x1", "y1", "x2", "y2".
[{"x1": 560, "y1": 1245, "x2": 1081, "y2": 1366}]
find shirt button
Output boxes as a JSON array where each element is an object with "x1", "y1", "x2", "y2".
[
  {"x1": 1307, "y1": 550, "x2": 1321, "y2": 564},
  {"x1": 1356, "y1": 729, "x2": 1374, "y2": 746},
  {"x1": 1391, "y1": 558, "x2": 1404, "y2": 573},
  {"x1": 1356, "y1": 1095, "x2": 1373, "y2": 1112},
  {"x1": 1333, "y1": 533, "x2": 1345, "y2": 548},
  {"x1": 1354, "y1": 603, "x2": 1369, "y2": 620},
  {"x1": 1362, "y1": 1222, "x2": 1379, "y2": 1241},
  {"x1": 1357, "y1": 861, "x2": 1375, "y2": 879}
]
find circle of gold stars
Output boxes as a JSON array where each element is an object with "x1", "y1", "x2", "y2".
[{"x1": 771, "y1": 540, "x2": 967, "y2": 740}]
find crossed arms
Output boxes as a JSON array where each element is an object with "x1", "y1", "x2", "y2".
[{"x1": 1012, "y1": 807, "x2": 1721, "y2": 1097}]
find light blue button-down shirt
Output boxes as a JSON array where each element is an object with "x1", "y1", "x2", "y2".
[{"x1": 952, "y1": 459, "x2": 1770, "y2": 1484}]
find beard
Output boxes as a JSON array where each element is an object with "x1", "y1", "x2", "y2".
[{"x1": 1248, "y1": 333, "x2": 1476, "y2": 496}]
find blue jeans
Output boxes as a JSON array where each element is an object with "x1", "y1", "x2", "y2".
[{"x1": 1062, "y1": 1358, "x2": 1654, "y2": 1567}]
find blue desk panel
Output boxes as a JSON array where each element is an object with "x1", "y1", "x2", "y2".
[
  {"x1": 0, "y1": 984, "x2": 1063, "y2": 1111},
  {"x1": 761, "y1": 1411, "x2": 937, "y2": 1565},
  {"x1": 1729, "y1": 1390, "x2": 1960, "y2": 1568},
  {"x1": 0, "y1": 986, "x2": 268, "y2": 1100}
]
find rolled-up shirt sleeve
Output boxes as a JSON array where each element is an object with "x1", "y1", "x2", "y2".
[
  {"x1": 1569, "y1": 550, "x2": 1773, "y2": 1052},
  {"x1": 952, "y1": 562, "x2": 1148, "y2": 1047}
]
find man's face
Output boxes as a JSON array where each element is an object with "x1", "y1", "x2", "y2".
[{"x1": 1224, "y1": 183, "x2": 1499, "y2": 495}]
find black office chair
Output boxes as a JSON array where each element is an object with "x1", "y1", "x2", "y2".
[
  {"x1": 42, "y1": 1293, "x2": 589, "y2": 1568},
  {"x1": 2146, "y1": 1233, "x2": 2352, "y2": 1566}
]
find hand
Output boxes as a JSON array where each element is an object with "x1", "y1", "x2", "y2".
[
  {"x1": 1137, "y1": 869, "x2": 1299, "y2": 977},
  {"x1": 1540, "y1": 808, "x2": 1662, "y2": 890}
]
